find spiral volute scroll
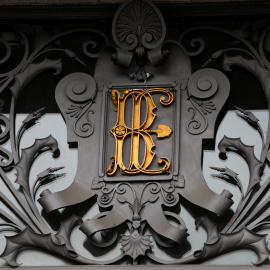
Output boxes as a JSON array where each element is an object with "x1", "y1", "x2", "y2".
[
  {"x1": 179, "y1": 34, "x2": 205, "y2": 57},
  {"x1": 153, "y1": 211, "x2": 187, "y2": 248},
  {"x1": 56, "y1": 72, "x2": 97, "y2": 140},
  {"x1": 65, "y1": 73, "x2": 96, "y2": 103},
  {"x1": 0, "y1": 114, "x2": 10, "y2": 143},
  {"x1": 87, "y1": 212, "x2": 118, "y2": 248},
  {"x1": 0, "y1": 147, "x2": 13, "y2": 169},
  {"x1": 188, "y1": 70, "x2": 219, "y2": 100},
  {"x1": 187, "y1": 68, "x2": 221, "y2": 135}
]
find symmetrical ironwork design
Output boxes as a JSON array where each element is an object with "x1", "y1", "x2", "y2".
[{"x1": 1, "y1": 0, "x2": 270, "y2": 268}]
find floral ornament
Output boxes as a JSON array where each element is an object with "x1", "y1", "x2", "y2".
[
  {"x1": 120, "y1": 197, "x2": 152, "y2": 260},
  {"x1": 120, "y1": 233, "x2": 152, "y2": 260}
]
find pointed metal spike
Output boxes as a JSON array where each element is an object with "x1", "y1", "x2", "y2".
[
  {"x1": 211, "y1": 174, "x2": 230, "y2": 180},
  {"x1": 49, "y1": 166, "x2": 65, "y2": 172},
  {"x1": 37, "y1": 168, "x2": 51, "y2": 178},
  {"x1": 224, "y1": 167, "x2": 238, "y2": 178},
  {"x1": 209, "y1": 166, "x2": 226, "y2": 172},
  {"x1": 236, "y1": 112, "x2": 248, "y2": 120},
  {"x1": 247, "y1": 111, "x2": 259, "y2": 123},
  {"x1": 235, "y1": 106, "x2": 248, "y2": 115}
]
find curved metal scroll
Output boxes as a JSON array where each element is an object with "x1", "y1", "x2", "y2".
[
  {"x1": 178, "y1": 68, "x2": 233, "y2": 215},
  {"x1": 39, "y1": 73, "x2": 99, "y2": 212}
]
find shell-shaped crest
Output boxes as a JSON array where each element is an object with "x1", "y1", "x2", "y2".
[
  {"x1": 112, "y1": 0, "x2": 166, "y2": 50},
  {"x1": 120, "y1": 234, "x2": 151, "y2": 260}
]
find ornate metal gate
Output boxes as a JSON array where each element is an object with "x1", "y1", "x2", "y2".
[{"x1": 0, "y1": 0, "x2": 270, "y2": 268}]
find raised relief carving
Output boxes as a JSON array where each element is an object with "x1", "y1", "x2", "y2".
[
  {"x1": 112, "y1": 0, "x2": 166, "y2": 51},
  {"x1": 1, "y1": 0, "x2": 270, "y2": 268},
  {"x1": 111, "y1": 0, "x2": 168, "y2": 81},
  {"x1": 186, "y1": 69, "x2": 220, "y2": 135},
  {"x1": 60, "y1": 73, "x2": 97, "y2": 140},
  {"x1": 39, "y1": 72, "x2": 99, "y2": 213}
]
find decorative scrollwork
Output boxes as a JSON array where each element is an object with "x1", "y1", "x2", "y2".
[
  {"x1": 0, "y1": 147, "x2": 13, "y2": 169},
  {"x1": 66, "y1": 79, "x2": 94, "y2": 103},
  {"x1": 88, "y1": 212, "x2": 118, "y2": 248},
  {"x1": 83, "y1": 40, "x2": 100, "y2": 58},
  {"x1": 73, "y1": 108, "x2": 95, "y2": 138},
  {"x1": 179, "y1": 26, "x2": 263, "y2": 64},
  {"x1": 0, "y1": 25, "x2": 29, "y2": 81},
  {"x1": 153, "y1": 211, "x2": 187, "y2": 248},
  {"x1": 56, "y1": 72, "x2": 98, "y2": 139},
  {"x1": 140, "y1": 182, "x2": 179, "y2": 207},
  {"x1": 186, "y1": 68, "x2": 228, "y2": 135},
  {"x1": 178, "y1": 34, "x2": 205, "y2": 57},
  {"x1": 188, "y1": 72, "x2": 218, "y2": 100},
  {"x1": 187, "y1": 106, "x2": 205, "y2": 135},
  {"x1": 0, "y1": 115, "x2": 10, "y2": 143},
  {"x1": 98, "y1": 182, "x2": 135, "y2": 207},
  {"x1": 0, "y1": 38, "x2": 11, "y2": 65}
]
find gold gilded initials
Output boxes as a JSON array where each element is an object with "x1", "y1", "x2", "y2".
[{"x1": 106, "y1": 88, "x2": 174, "y2": 176}]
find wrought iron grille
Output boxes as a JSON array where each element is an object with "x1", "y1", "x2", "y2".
[{"x1": 0, "y1": 0, "x2": 270, "y2": 269}]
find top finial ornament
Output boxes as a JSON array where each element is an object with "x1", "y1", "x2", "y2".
[{"x1": 112, "y1": 0, "x2": 166, "y2": 51}]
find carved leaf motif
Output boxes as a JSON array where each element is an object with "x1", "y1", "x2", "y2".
[
  {"x1": 210, "y1": 166, "x2": 244, "y2": 199},
  {"x1": 194, "y1": 228, "x2": 270, "y2": 266},
  {"x1": 235, "y1": 106, "x2": 259, "y2": 124},
  {"x1": 0, "y1": 227, "x2": 77, "y2": 267},
  {"x1": 117, "y1": 195, "x2": 127, "y2": 203},
  {"x1": 155, "y1": 125, "x2": 172, "y2": 139},
  {"x1": 22, "y1": 107, "x2": 46, "y2": 126},
  {"x1": 120, "y1": 234, "x2": 151, "y2": 260},
  {"x1": 9, "y1": 58, "x2": 62, "y2": 99},
  {"x1": 222, "y1": 55, "x2": 270, "y2": 162},
  {"x1": 33, "y1": 167, "x2": 65, "y2": 199},
  {"x1": 171, "y1": 175, "x2": 185, "y2": 188},
  {"x1": 91, "y1": 177, "x2": 105, "y2": 190},
  {"x1": 218, "y1": 136, "x2": 263, "y2": 196},
  {"x1": 14, "y1": 135, "x2": 59, "y2": 197},
  {"x1": 199, "y1": 101, "x2": 216, "y2": 115},
  {"x1": 55, "y1": 215, "x2": 82, "y2": 255},
  {"x1": 66, "y1": 104, "x2": 83, "y2": 118},
  {"x1": 195, "y1": 216, "x2": 219, "y2": 244},
  {"x1": 147, "y1": 194, "x2": 159, "y2": 203}
]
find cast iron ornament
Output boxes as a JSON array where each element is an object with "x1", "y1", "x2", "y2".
[{"x1": 0, "y1": 0, "x2": 270, "y2": 267}]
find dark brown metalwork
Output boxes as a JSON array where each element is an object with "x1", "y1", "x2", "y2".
[{"x1": 1, "y1": 0, "x2": 270, "y2": 268}]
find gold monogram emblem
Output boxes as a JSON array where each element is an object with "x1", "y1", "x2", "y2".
[{"x1": 106, "y1": 88, "x2": 174, "y2": 176}]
